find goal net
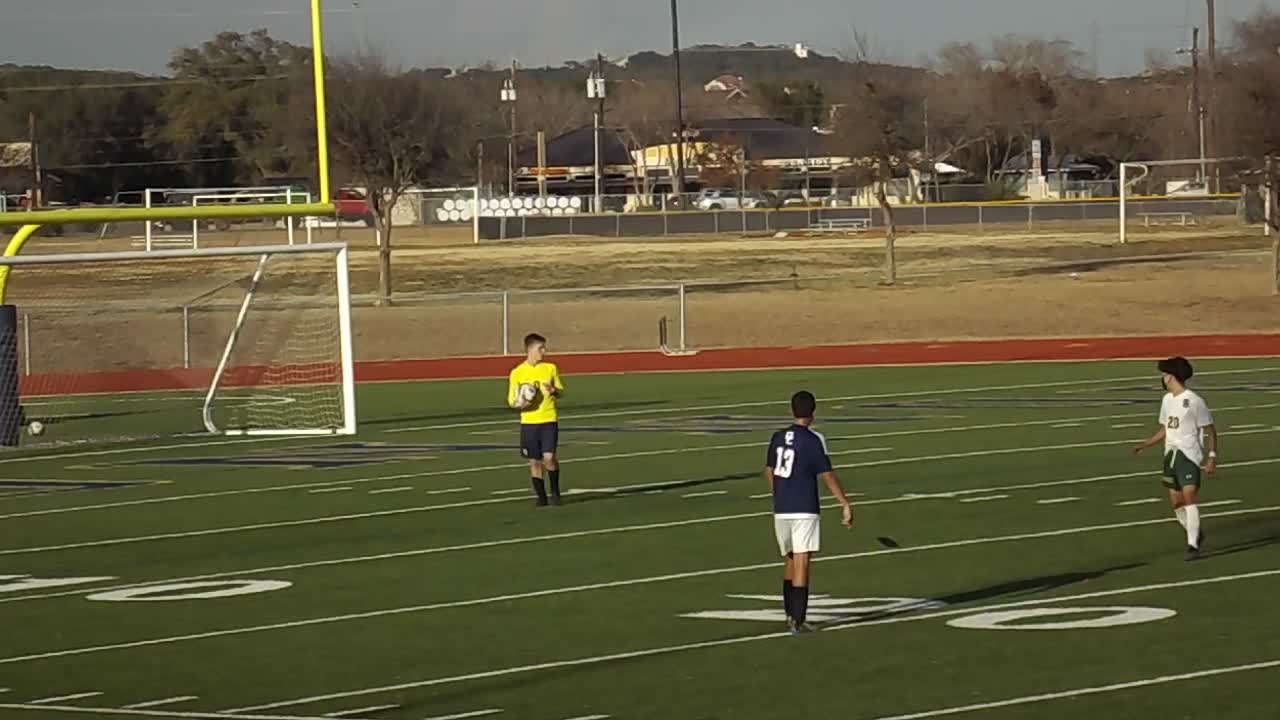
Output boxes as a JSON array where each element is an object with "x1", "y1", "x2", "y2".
[
  {"x1": 0, "y1": 243, "x2": 356, "y2": 449},
  {"x1": 1119, "y1": 157, "x2": 1263, "y2": 243}
]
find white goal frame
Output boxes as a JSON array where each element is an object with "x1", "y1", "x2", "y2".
[
  {"x1": 0, "y1": 243, "x2": 357, "y2": 438},
  {"x1": 1119, "y1": 157, "x2": 1251, "y2": 244},
  {"x1": 193, "y1": 190, "x2": 314, "y2": 248}
]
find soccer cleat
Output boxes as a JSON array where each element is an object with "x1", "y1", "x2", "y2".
[
  {"x1": 549, "y1": 494, "x2": 562, "y2": 506},
  {"x1": 788, "y1": 619, "x2": 802, "y2": 636},
  {"x1": 535, "y1": 497, "x2": 549, "y2": 507},
  {"x1": 1197, "y1": 530, "x2": 1206, "y2": 550},
  {"x1": 1184, "y1": 545, "x2": 1200, "y2": 561}
]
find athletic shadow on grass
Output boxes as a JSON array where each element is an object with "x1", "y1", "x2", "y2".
[
  {"x1": 1201, "y1": 535, "x2": 1280, "y2": 560},
  {"x1": 563, "y1": 471, "x2": 761, "y2": 505},
  {"x1": 362, "y1": 399, "x2": 669, "y2": 429},
  {"x1": 843, "y1": 562, "x2": 1146, "y2": 625}
]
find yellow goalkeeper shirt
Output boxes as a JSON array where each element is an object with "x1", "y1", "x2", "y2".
[{"x1": 508, "y1": 361, "x2": 564, "y2": 424}]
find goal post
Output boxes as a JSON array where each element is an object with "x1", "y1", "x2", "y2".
[
  {"x1": 0, "y1": 243, "x2": 356, "y2": 448},
  {"x1": 1119, "y1": 156, "x2": 1259, "y2": 244}
]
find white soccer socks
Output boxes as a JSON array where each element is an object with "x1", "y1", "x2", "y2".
[
  {"x1": 1174, "y1": 506, "x2": 1188, "y2": 529},
  {"x1": 1184, "y1": 505, "x2": 1201, "y2": 548}
]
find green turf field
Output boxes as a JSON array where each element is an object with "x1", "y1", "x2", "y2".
[{"x1": 1, "y1": 358, "x2": 1278, "y2": 720}]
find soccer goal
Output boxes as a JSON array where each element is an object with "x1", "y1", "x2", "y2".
[
  {"x1": 0, "y1": 243, "x2": 355, "y2": 448},
  {"x1": 1119, "y1": 157, "x2": 1260, "y2": 244}
]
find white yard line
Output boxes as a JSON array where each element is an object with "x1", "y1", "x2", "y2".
[
  {"x1": 384, "y1": 366, "x2": 1280, "y2": 434},
  {"x1": 1111, "y1": 423, "x2": 1145, "y2": 429},
  {"x1": 307, "y1": 487, "x2": 352, "y2": 495},
  {"x1": 367, "y1": 487, "x2": 414, "y2": 496},
  {"x1": 682, "y1": 491, "x2": 728, "y2": 498},
  {"x1": 1035, "y1": 497, "x2": 1081, "y2": 505},
  {"x1": 6, "y1": 457, "x2": 1280, "y2": 606},
  {"x1": 0, "y1": 703, "x2": 354, "y2": 719},
  {"x1": 5, "y1": 401, "x2": 1273, "y2": 523},
  {"x1": 122, "y1": 698, "x2": 200, "y2": 710},
  {"x1": 225, "y1": 565, "x2": 1280, "y2": 713},
  {"x1": 866, "y1": 660, "x2": 1280, "y2": 719},
  {"x1": 29, "y1": 693, "x2": 105, "y2": 705},
  {"x1": 5, "y1": 504, "x2": 1276, "y2": 668},
  {"x1": 323, "y1": 705, "x2": 399, "y2": 718},
  {"x1": 426, "y1": 488, "x2": 471, "y2": 495},
  {"x1": 422, "y1": 711, "x2": 504, "y2": 720},
  {"x1": 9, "y1": 429, "x2": 1273, "y2": 559},
  {"x1": 1116, "y1": 498, "x2": 1164, "y2": 506},
  {"x1": 1198, "y1": 499, "x2": 1244, "y2": 509},
  {"x1": 959, "y1": 495, "x2": 1008, "y2": 503}
]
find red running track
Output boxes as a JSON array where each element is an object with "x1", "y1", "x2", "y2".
[{"x1": 19, "y1": 334, "x2": 1280, "y2": 396}]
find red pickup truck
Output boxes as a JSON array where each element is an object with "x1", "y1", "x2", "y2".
[{"x1": 263, "y1": 178, "x2": 375, "y2": 226}]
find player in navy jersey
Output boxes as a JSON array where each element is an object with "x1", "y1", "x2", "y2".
[{"x1": 765, "y1": 391, "x2": 854, "y2": 634}]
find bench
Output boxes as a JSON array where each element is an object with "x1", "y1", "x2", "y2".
[
  {"x1": 1140, "y1": 212, "x2": 1196, "y2": 227},
  {"x1": 809, "y1": 217, "x2": 871, "y2": 233}
]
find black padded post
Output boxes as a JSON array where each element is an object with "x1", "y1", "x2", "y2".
[{"x1": 0, "y1": 305, "x2": 20, "y2": 447}]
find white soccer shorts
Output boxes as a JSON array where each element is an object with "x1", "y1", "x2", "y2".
[{"x1": 774, "y1": 514, "x2": 821, "y2": 556}]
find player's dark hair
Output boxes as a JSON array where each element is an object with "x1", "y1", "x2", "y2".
[
  {"x1": 791, "y1": 390, "x2": 817, "y2": 419},
  {"x1": 1158, "y1": 356, "x2": 1194, "y2": 383},
  {"x1": 524, "y1": 333, "x2": 546, "y2": 349}
]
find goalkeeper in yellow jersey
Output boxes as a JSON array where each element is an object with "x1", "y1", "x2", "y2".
[{"x1": 508, "y1": 333, "x2": 566, "y2": 506}]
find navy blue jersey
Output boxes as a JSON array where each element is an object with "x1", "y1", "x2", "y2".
[{"x1": 766, "y1": 424, "x2": 833, "y2": 515}]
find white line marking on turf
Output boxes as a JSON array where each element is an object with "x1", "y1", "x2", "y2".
[
  {"x1": 29, "y1": 693, "x2": 105, "y2": 704},
  {"x1": 123, "y1": 698, "x2": 200, "y2": 710},
  {"x1": 225, "y1": 566, "x2": 1280, "y2": 713},
  {"x1": 9, "y1": 504, "x2": 1278, "y2": 668},
  {"x1": 1036, "y1": 497, "x2": 1080, "y2": 505},
  {"x1": 6, "y1": 400, "x2": 1272, "y2": 523},
  {"x1": 307, "y1": 487, "x2": 352, "y2": 495},
  {"x1": 1050, "y1": 422, "x2": 1082, "y2": 428},
  {"x1": 959, "y1": 495, "x2": 1008, "y2": 503},
  {"x1": 1233, "y1": 423, "x2": 1267, "y2": 430},
  {"x1": 1198, "y1": 499, "x2": 1244, "y2": 508},
  {"x1": 490, "y1": 489, "x2": 530, "y2": 496},
  {"x1": 1111, "y1": 423, "x2": 1145, "y2": 429},
  {"x1": 426, "y1": 488, "x2": 470, "y2": 495},
  {"x1": 682, "y1": 491, "x2": 728, "y2": 498},
  {"x1": 1116, "y1": 498, "x2": 1164, "y2": 506},
  {"x1": 833, "y1": 426, "x2": 1279, "y2": 470},
  {"x1": 0, "y1": 703, "x2": 360, "y2": 719},
  {"x1": 7, "y1": 457, "x2": 1280, "y2": 606},
  {"x1": 866, "y1": 660, "x2": 1280, "y2": 719},
  {"x1": 368, "y1": 487, "x2": 414, "y2": 495},
  {"x1": 558, "y1": 716, "x2": 609, "y2": 720},
  {"x1": 422, "y1": 710, "x2": 503, "y2": 720},
  {"x1": 385, "y1": 366, "x2": 1280, "y2": 433},
  {"x1": 324, "y1": 705, "x2": 399, "y2": 717},
  {"x1": 12, "y1": 429, "x2": 1273, "y2": 559}
]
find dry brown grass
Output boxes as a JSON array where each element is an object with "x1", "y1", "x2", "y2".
[{"x1": 8, "y1": 219, "x2": 1279, "y2": 363}]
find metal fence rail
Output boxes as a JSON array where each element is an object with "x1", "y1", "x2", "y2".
[{"x1": 476, "y1": 197, "x2": 1241, "y2": 240}]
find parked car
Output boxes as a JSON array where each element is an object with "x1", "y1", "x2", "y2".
[{"x1": 694, "y1": 189, "x2": 764, "y2": 211}]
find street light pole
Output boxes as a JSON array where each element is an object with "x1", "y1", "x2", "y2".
[
  {"x1": 501, "y1": 61, "x2": 518, "y2": 196},
  {"x1": 588, "y1": 53, "x2": 607, "y2": 214},
  {"x1": 670, "y1": 0, "x2": 686, "y2": 201}
]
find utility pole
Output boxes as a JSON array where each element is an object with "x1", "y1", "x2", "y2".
[
  {"x1": 588, "y1": 52, "x2": 607, "y2": 213},
  {"x1": 500, "y1": 61, "x2": 518, "y2": 196},
  {"x1": 670, "y1": 0, "x2": 687, "y2": 201},
  {"x1": 1189, "y1": 27, "x2": 1207, "y2": 184},
  {"x1": 923, "y1": 96, "x2": 931, "y2": 203},
  {"x1": 1206, "y1": 0, "x2": 1219, "y2": 192}
]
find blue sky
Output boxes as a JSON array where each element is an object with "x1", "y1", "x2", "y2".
[{"x1": 1, "y1": 0, "x2": 1276, "y2": 76}]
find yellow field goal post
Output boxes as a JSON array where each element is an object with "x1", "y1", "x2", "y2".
[{"x1": 0, "y1": 1, "x2": 354, "y2": 447}]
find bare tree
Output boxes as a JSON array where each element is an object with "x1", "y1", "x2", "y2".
[
  {"x1": 328, "y1": 52, "x2": 471, "y2": 304},
  {"x1": 835, "y1": 80, "x2": 922, "y2": 285}
]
